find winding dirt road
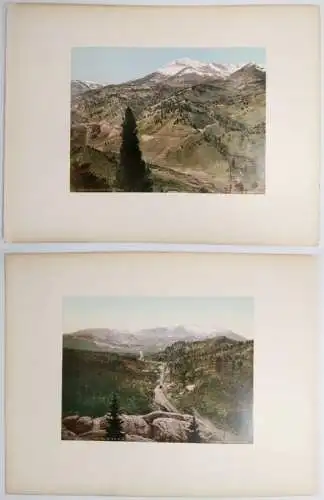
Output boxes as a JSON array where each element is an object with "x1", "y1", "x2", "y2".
[
  {"x1": 152, "y1": 362, "x2": 241, "y2": 443},
  {"x1": 153, "y1": 363, "x2": 178, "y2": 413}
]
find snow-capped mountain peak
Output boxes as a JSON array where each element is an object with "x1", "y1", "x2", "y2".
[
  {"x1": 233, "y1": 62, "x2": 265, "y2": 73},
  {"x1": 72, "y1": 80, "x2": 105, "y2": 90},
  {"x1": 156, "y1": 58, "x2": 246, "y2": 80},
  {"x1": 157, "y1": 58, "x2": 205, "y2": 76},
  {"x1": 71, "y1": 79, "x2": 106, "y2": 99}
]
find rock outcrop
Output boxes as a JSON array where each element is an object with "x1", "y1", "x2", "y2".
[
  {"x1": 62, "y1": 426, "x2": 79, "y2": 440},
  {"x1": 121, "y1": 415, "x2": 151, "y2": 439},
  {"x1": 61, "y1": 411, "x2": 212, "y2": 443},
  {"x1": 62, "y1": 415, "x2": 80, "y2": 433},
  {"x1": 79, "y1": 429, "x2": 107, "y2": 441},
  {"x1": 75, "y1": 416, "x2": 93, "y2": 434},
  {"x1": 93, "y1": 416, "x2": 108, "y2": 430},
  {"x1": 152, "y1": 417, "x2": 190, "y2": 442},
  {"x1": 142, "y1": 410, "x2": 191, "y2": 424}
]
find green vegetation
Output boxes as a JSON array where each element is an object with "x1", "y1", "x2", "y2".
[
  {"x1": 153, "y1": 338, "x2": 253, "y2": 434},
  {"x1": 62, "y1": 348, "x2": 157, "y2": 417}
]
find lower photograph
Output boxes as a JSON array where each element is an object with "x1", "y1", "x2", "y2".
[
  {"x1": 4, "y1": 252, "x2": 317, "y2": 497},
  {"x1": 61, "y1": 296, "x2": 254, "y2": 444}
]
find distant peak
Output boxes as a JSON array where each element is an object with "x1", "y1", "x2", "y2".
[
  {"x1": 233, "y1": 62, "x2": 265, "y2": 73},
  {"x1": 157, "y1": 58, "x2": 205, "y2": 76}
]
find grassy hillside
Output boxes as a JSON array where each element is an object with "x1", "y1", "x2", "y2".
[
  {"x1": 152, "y1": 338, "x2": 253, "y2": 434},
  {"x1": 62, "y1": 348, "x2": 157, "y2": 417}
]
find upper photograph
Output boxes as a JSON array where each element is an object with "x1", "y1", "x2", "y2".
[{"x1": 70, "y1": 47, "x2": 266, "y2": 194}]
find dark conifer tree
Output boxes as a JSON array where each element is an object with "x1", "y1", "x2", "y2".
[
  {"x1": 187, "y1": 414, "x2": 201, "y2": 443},
  {"x1": 117, "y1": 106, "x2": 153, "y2": 192},
  {"x1": 106, "y1": 393, "x2": 125, "y2": 441}
]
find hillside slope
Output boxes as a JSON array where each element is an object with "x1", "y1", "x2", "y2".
[
  {"x1": 70, "y1": 62, "x2": 265, "y2": 193},
  {"x1": 153, "y1": 337, "x2": 253, "y2": 435},
  {"x1": 62, "y1": 348, "x2": 158, "y2": 416}
]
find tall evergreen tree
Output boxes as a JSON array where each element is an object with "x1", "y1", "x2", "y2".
[
  {"x1": 117, "y1": 106, "x2": 153, "y2": 192},
  {"x1": 106, "y1": 393, "x2": 125, "y2": 441},
  {"x1": 187, "y1": 414, "x2": 201, "y2": 443}
]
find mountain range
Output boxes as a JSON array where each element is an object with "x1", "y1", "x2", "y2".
[
  {"x1": 70, "y1": 58, "x2": 266, "y2": 193},
  {"x1": 71, "y1": 59, "x2": 265, "y2": 93},
  {"x1": 63, "y1": 325, "x2": 247, "y2": 354}
]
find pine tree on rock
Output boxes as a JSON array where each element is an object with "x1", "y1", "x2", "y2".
[
  {"x1": 187, "y1": 414, "x2": 201, "y2": 443},
  {"x1": 117, "y1": 106, "x2": 153, "y2": 192},
  {"x1": 106, "y1": 393, "x2": 125, "y2": 441}
]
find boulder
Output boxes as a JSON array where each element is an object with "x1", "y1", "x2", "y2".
[
  {"x1": 142, "y1": 411, "x2": 191, "y2": 424},
  {"x1": 75, "y1": 416, "x2": 93, "y2": 434},
  {"x1": 121, "y1": 415, "x2": 151, "y2": 438},
  {"x1": 152, "y1": 418, "x2": 189, "y2": 442},
  {"x1": 93, "y1": 416, "x2": 108, "y2": 430},
  {"x1": 61, "y1": 426, "x2": 79, "y2": 440},
  {"x1": 62, "y1": 415, "x2": 79, "y2": 433},
  {"x1": 79, "y1": 429, "x2": 107, "y2": 441}
]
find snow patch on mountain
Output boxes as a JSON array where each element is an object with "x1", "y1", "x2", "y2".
[
  {"x1": 156, "y1": 58, "x2": 248, "y2": 79},
  {"x1": 233, "y1": 62, "x2": 265, "y2": 73},
  {"x1": 157, "y1": 58, "x2": 204, "y2": 76},
  {"x1": 72, "y1": 80, "x2": 105, "y2": 90}
]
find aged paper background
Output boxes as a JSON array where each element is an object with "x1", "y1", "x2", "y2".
[
  {"x1": 4, "y1": 4, "x2": 320, "y2": 245},
  {"x1": 5, "y1": 253, "x2": 318, "y2": 496}
]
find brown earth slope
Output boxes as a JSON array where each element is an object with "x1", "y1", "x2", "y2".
[{"x1": 70, "y1": 64, "x2": 265, "y2": 193}]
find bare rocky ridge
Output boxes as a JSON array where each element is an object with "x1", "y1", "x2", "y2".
[{"x1": 70, "y1": 60, "x2": 265, "y2": 193}]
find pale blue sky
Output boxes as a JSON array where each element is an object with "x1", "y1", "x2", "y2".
[
  {"x1": 71, "y1": 47, "x2": 266, "y2": 84},
  {"x1": 63, "y1": 296, "x2": 254, "y2": 339}
]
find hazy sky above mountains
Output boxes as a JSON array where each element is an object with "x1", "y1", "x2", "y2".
[
  {"x1": 63, "y1": 296, "x2": 254, "y2": 339},
  {"x1": 71, "y1": 47, "x2": 266, "y2": 84}
]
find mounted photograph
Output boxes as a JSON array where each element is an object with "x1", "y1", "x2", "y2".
[
  {"x1": 70, "y1": 47, "x2": 266, "y2": 194},
  {"x1": 62, "y1": 296, "x2": 254, "y2": 444}
]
